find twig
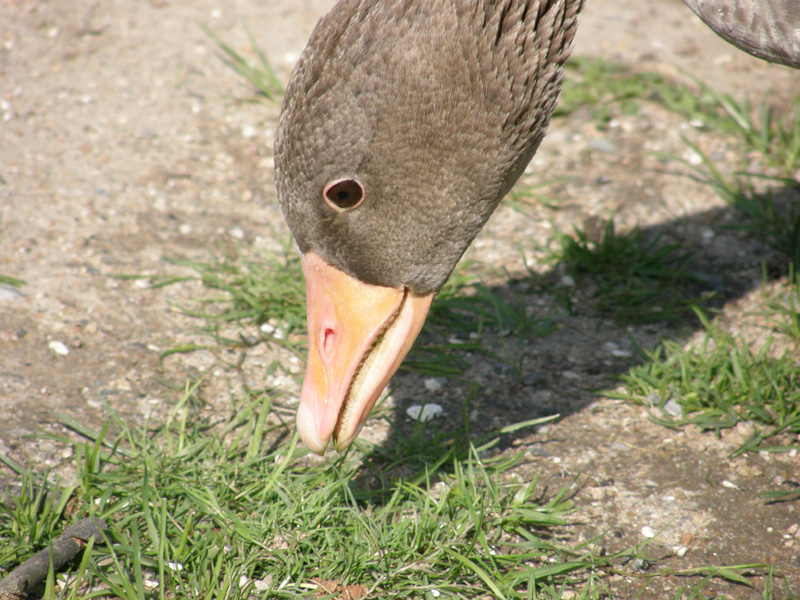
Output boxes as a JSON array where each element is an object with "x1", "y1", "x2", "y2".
[{"x1": 0, "y1": 518, "x2": 107, "y2": 599}]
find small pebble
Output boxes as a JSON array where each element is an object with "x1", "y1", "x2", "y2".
[
  {"x1": 674, "y1": 546, "x2": 688, "y2": 557},
  {"x1": 721, "y1": 480, "x2": 741, "y2": 490},
  {"x1": 641, "y1": 526, "x2": 656, "y2": 538},
  {"x1": 610, "y1": 440, "x2": 630, "y2": 453},
  {"x1": 0, "y1": 285, "x2": 24, "y2": 302},
  {"x1": 629, "y1": 557, "x2": 650, "y2": 571},
  {"x1": 588, "y1": 138, "x2": 617, "y2": 153},
  {"x1": 663, "y1": 398, "x2": 683, "y2": 418},
  {"x1": 685, "y1": 149, "x2": 703, "y2": 165},
  {"x1": 522, "y1": 373, "x2": 540, "y2": 386},
  {"x1": 406, "y1": 403, "x2": 443, "y2": 422},
  {"x1": 48, "y1": 340, "x2": 69, "y2": 356}
]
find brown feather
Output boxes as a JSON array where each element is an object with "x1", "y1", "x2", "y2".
[{"x1": 276, "y1": 0, "x2": 586, "y2": 294}]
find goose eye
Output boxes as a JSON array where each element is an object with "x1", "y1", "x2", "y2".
[{"x1": 323, "y1": 178, "x2": 365, "y2": 210}]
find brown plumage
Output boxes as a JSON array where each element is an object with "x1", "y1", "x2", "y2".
[{"x1": 277, "y1": 0, "x2": 584, "y2": 295}]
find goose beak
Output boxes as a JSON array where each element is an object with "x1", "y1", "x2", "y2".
[{"x1": 296, "y1": 252, "x2": 434, "y2": 453}]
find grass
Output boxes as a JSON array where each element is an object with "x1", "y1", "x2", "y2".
[
  {"x1": 758, "y1": 268, "x2": 800, "y2": 341},
  {"x1": 684, "y1": 84, "x2": 800, "y2": 176},
  {"x1": 0, "y1": 274, "x2": 26, "y2": 288},
  {"x1": 558, "y1": 57, "x2": 742, "y2": 130},
  {"x1": 609, "y1": 310, "x2": 800, "y2": 457},
  {"x1": 0, "y1": 393, "x2": 620, "y2": 600},
  {"x1": 547, "y1": 219, "x2": 710, "y2": 323},
  {"x1": 560, "y1": 56, "x2": 800, "y2": 274},
  {"x1": 154, "y1": 241, "x2": 307, "y2": 345},
  {"x1": 650, "y1": 77, "x2": 800, "y2": 273},
  {"x1": 201, "y1": 24, "x2": 284, "y2": 101},
  {"x1": 560, "y1": 56, "x2": 800, "y2": 175}
]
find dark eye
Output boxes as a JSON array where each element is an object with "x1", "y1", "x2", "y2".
[{"x1": 323, "y1": 178, "x2": 365, "y2": 211}]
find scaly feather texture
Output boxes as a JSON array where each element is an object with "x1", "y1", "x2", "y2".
[
  {"x1": 682, "y1": 0, "x2": 800, "y2": 69},
  {"x1": 276, "y1": 0, "x2": 586, "y2": 294}
]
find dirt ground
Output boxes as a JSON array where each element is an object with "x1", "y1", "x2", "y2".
[{"x1": 1, "y1": 0, "x2": 799, "y2": 598}]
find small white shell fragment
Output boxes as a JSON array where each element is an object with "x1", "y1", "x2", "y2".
[
  {"x1": 721, "y1": 480, "x2": 741, "y2": 490},
  {"x1": 406, "y1": 403, "x2": 443, "y2": 422},
  {"x1": 424, "y1": 378, "x2": 442, "y2": 392},
  {"x1": 641, "y1": 526, "x2": 656, "y2": 538},
  {"x1": 48, "y1": 340, "x2": 69, "y2": 356}
]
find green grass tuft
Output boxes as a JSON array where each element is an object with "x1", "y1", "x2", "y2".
[
  {"x1": 757, "y1": 268, "x2": 800, "y2": 341},
  {"x1": 0, "y1": 274, "x2": 26, "y2": 288},
  {"x1": 558, "y1": 57, "x2": 733, "y2": 129},
  {"x1": 610, "y1": 310, "x2": 800, "y2": 456},
  {"x1": 549, "y1": 219, "x2": 710, "y2": 323},
  {"x1": 150, "y1": 241, "x2": 307, "y2": 353},
  {"x1": 202, "y1": 23, "x2": 284, "y2": 101}
]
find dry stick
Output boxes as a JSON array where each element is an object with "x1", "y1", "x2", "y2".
[{"x1": 0, "y1": 518, "x2": 107, "y2": 599}]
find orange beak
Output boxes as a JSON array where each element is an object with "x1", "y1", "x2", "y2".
[{"x1": 296, "y1": 252, "x2": 434, "y2": 453}]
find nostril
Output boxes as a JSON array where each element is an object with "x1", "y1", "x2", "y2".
[{"x1": 322, "y1": 328, "x2": 336, "y2": 358}]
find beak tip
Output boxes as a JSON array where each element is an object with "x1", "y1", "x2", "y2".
[{"x1": 296, "y1": 400, "x2": 331, "y2": 455}]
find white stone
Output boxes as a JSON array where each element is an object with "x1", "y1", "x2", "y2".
[
  {"x1": 406, "y1": 403, "x2": 443, "y2": 422},
  {"x1": 48, "y1": 340, "x2": 69, "y2": 356}
]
